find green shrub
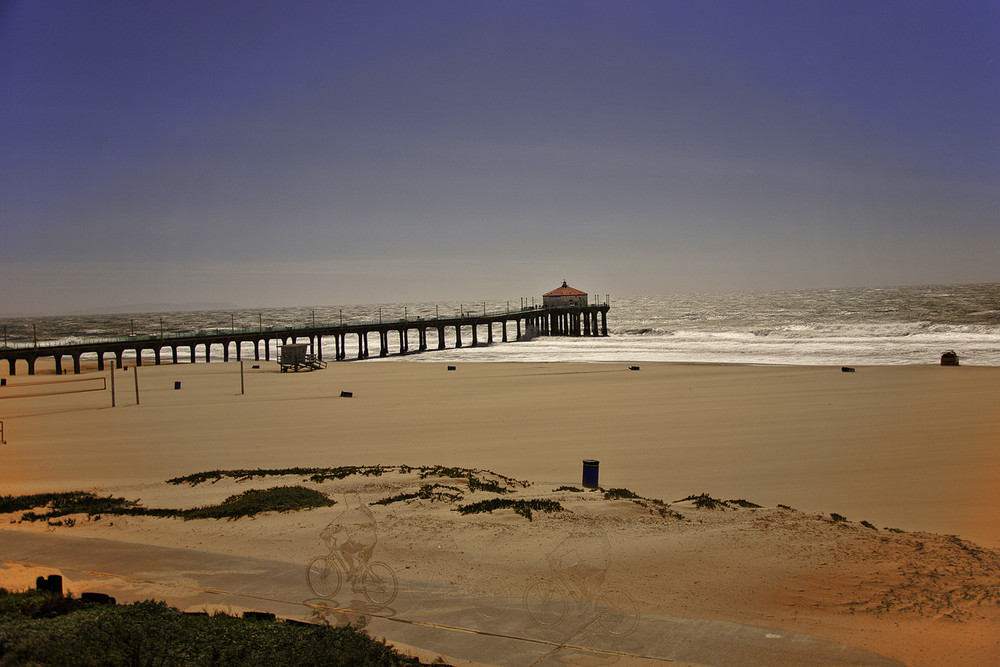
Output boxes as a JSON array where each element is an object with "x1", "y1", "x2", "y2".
[
  {"x1": 675, "y1": 493, "x2": 729, "y2": 510},
  {"x1": 182, "y1": 487, "x2": 334, "y2": 520},
  {"x1": 466, "y1": 476, "x2": 510, "y2": 495},
  {"x1": 417, "y1": 466, "x2": 527, "y2": 492},
  {"x1": 8, "y1": 493, "x2": 144, "y2": 523},
  {"x1": 373, "y1": 484, "x2": 464, "y2": 506},
  {"x1": 603, "y1": 488, "x2": 640, "y2": 501},
  {"x1": 1, "y1": 590, "x2": 83, "y2": 620},
  {"x1": 168, "y1": 467, "x2": 327, "y2": 485},
  {"x1": 8, "y1": 487, "x2": 332, "y2": 523},
  {"x1": 373, "y1": 492, "x2": 421, "y2": 506},
  {"x1": 0, "y1": 592, "x2": 428, "y2": 665},
  {"x1": 455, "y1": 498, "x2": 564, "y2": 521},
  {"x1": 631, "y1": 498, "x2": 684, "y2": 520},
  {"x1": 167, "y1": 464, "x2": 529, "y2": 492}
]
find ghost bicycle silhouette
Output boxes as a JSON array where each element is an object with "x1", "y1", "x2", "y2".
[
  {"x1": 306, "y1": 537, "x2": 398, "y2": 607},
  {"x1": 523, "y1": 538, "x2": 639, "y2": 637},
  {"x1": 306, "y1": 494, "x2": 397, "y2": 607}
]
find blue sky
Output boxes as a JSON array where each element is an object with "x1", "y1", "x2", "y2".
[{"x1": 2, "y1": 1, "x2": 997, "y2": 315}]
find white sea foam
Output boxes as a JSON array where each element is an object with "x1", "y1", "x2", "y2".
[{"x1": 372, "y1": 328, "x2": 1000, "y2": 366}]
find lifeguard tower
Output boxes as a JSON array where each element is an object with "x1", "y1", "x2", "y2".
[{"x1": 279, "y1": 343, "x2": 327, "y2": 372}]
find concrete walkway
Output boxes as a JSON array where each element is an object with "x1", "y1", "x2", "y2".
[{"x1": 0, "y1": 530, "x2": 904, "y2": 667}]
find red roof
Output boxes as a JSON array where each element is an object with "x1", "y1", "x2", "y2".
[{"x1": 544, "y1": 281, "x2": 588, "y2": 297}]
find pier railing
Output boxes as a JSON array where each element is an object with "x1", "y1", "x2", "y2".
[
  {"x1": 0, "y1": 305, "x2": 562, "y2": 350},
  {"x1": 0, "y1": 303, "x2": 610, "y2": 375}
]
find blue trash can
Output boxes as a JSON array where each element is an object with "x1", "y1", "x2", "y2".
[
  {"x1": 582, "y1": 459, "x2": 600, "y2": 488},
  {"x1": 174, "y1": 381, "x2": 181, "y2": 390}
]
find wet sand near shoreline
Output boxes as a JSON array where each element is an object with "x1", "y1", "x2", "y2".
[{"x1": 2, "y1": 360, "x2": 999, "y2": 665}]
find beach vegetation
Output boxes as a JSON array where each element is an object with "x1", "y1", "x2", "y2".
[
  {"x1": 777, "y1": 504, "x2": 795, "y2": 510},
  {"x1": 675, "y1": 493, "x2": 729, "y2": 510},
  {"x1": 168, "y1": 467, "x2": 330, "y2": 485},
  {"x1": 466, "y1": 476, "x2": 510, "y2": 495},
  {"x1": 182, "y1": 486, "x2": 334, "y2": 520},
  {"x1": 727, "y1": 499, "x2": 762, "y2": 508},
  {"x1": 7, "y1": 487, "x2": 333, "y2": 523},
  {"x1": 0, "y1": 587, "x2": 84, "y2": 619},
  {"x1": 7, "y1": 492, "x2": 144, "y2": 522},
  {"x1": 373, "y1": 484, "x2": 464, "y2": 506},
  {"x1": 455, "y1": 498, "x2": 564, "y2": 521},
  {"x1": 0, "y1": 589, "x2": 429, "y2": 665},
  {"x1": 417, "y1": 465, "x2": 527, "y2": 491},
  {"x1": 860, "y1": 520, "x2": 877, "y2": 530},
  {"x1": 167, "y1": 466, "x2": 394, "y2": 486},
  {"x1": 631, "y1": 497, "x2": 684, "y2": 520},
  {"x1": 166, "y1": 464, "x2": 529, "y2": 494},
  {"x1": 830, "y1": 513, "x2": 848, "y2": 523},
  {"x1": 594, "y1": 488, "x2": 685, "y2": 520},
  {"x1": 372, "y1": 492, "x2": 420, "y2": 506},
  {"x1": 46, "y1": 517, "x2": 76, "y2": 528},
  {"x1": 672, "y1": 494, "x2": 760, "y2": 511},
  {"x1": 603, "y1": 488, "x2": 640, "y2": 500},
  {"x1": 309, "y1": 466, "x2": 389, "y2": 482},
  {"x1": 554, "y1": 486, "x2": 584, "y2": 492},
  {"x1": 417, "y1": 465, "x2": 475, "y2": 480}
]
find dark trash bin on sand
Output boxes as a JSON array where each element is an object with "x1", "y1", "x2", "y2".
[
  {"x1": 941, "y1": 351, "x2": 959, "y2": 366},
  {"x1": 582, "y1": 459, "x2": 600, "y2": 489}
]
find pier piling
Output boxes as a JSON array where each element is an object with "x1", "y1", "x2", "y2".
[{"x1": 0, "y1": 304, "x2": 610, "y2": 374}]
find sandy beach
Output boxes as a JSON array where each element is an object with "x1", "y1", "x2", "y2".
[{"x1": 2, "y1": 359, "x2": 999, "y2": 665}]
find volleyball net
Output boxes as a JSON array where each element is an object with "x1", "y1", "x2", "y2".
[{"x1": 0, "y1": 375, "x2": 107, "y2": 400}]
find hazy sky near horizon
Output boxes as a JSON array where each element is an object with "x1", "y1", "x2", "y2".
[{"x1": 2, "y1": 1, "x2": 997, "y2": 316}]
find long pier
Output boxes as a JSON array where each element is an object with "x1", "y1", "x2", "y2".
[{"x1": 0, "y1": 304, "x2": 610, "y2": 376}]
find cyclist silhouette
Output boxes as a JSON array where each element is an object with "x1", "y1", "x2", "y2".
[
  {"x1": 546, "y1": 528, "x2": 611, "y2": 602},
  {"x1": 320, "y1": 493, "x2": 377, "y2": 586},
  {"x1": 525, "y1": 525, "x2": 637, "y2": 636}
]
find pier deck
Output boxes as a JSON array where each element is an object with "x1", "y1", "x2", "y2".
[{"x1": 0, "y1": 305, "x2": 609, "y2": 376}]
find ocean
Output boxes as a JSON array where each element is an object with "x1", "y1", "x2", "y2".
[{"x1": 2, "y1": 283, "x2": 998, "y2": 367}]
